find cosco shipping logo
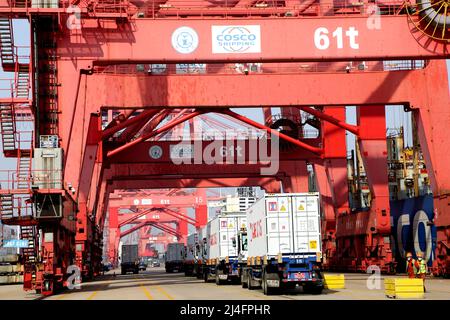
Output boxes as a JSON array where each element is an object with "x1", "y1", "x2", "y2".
[{"x1": 212, "y1": 25, "x2": 261, "y2": 54}]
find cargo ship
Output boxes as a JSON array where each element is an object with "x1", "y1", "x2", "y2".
[{"x1": 347, "y1": 126, "x2": 436, "y2": 272}]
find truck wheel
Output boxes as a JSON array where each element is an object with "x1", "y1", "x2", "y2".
[
  {"x1": 262, "y1": 272, "x2": 279, "y2": 296},
  {"x1": 247, "y1": 271, "x2": 255, "y2": 290},
  {"x1": 121, "y1": 269, "x2": 126, "y2": 275},
  {"x1": 204, "y1": 271, "x2": 209, "y2": 283},
  {"x1": 304, "y1": 284, "x2": 324, "y2": 295},
  {"x1": 215, "y1": 273, "x2": 223, "y2": 285},
  {"x1": 311, "y1": 285, "x2": 324, "y2": 294},
  {"x1": 241, "y1": 273, "x2": 248, "y2": 288}
]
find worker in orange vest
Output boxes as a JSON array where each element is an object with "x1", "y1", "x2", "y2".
[{"x1": 406, "y1": 252, "x2": 418, "y2": 279}]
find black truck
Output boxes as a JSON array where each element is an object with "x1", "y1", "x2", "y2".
[{"x1": 121, "y1": 244, "x2": 139, "y2": 275}]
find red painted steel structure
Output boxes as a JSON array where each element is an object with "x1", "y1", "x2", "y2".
[
  {"x1": 0, "y1": 0, "x2": 448, "y2": 295},
  {"x1": 106, "y1": 188, "x2": 211, "y2": 266}
]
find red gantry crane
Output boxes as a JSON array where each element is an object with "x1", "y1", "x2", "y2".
[
  {"x1": 0, "y1": 0, "x2": 448, "y2": 295},
  {"x1": 106, "y1": 188, "x2": 211, "y2": 268}
]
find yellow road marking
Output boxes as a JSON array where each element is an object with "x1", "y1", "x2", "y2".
[
  {"x1": 220, "y1": 283, "x2": 272, "y2": 300},
  {"x1": 156, "y1": 286, "x2": 174, "y2": 300},
  {"x1": 55, "y1": 294, "x2": 66, "y2": 300},
  {"x1": 139, "y1": 284, "x2": 154, "y2": 300},
  {"x1": 86, "y1": 291, "x2": 98, "y2": 300}
]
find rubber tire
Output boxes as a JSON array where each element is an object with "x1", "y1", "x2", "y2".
[
  {"x1": 215, "y1": 273, "x2": 222, "y2": 285},
  {"x1": 311, "y1": 285, "x2": 324, "y2": 294},
  {"x1": 262, "y1": 272, "x2": 278, "y2": 296},
  {"x1": 304, "y1": 284, "x2": 324, "y2": 295},
  {"x1": 247, "y1": 271, "x2": 255, "y2": 290},
  {"x1": 241, "y1": 273, "x2": 248, "y2": 288},
  {"x1": 204, "y1": 271, "x2": 209, "y2": 283}
]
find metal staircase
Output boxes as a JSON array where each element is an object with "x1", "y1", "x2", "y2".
[
  {"x1": 0, "y1": 15, "x2": 32, "y2": 156},
  {"x1": 20, "y1": 225, "x2": 39, "y2": 290},
  {"x1": 0, "y1": 104, "x2": 16, "y2": 153},
  {"x1": 16, "y1": 63, "x2": 30, "y2": 98},
  {"x1": 0, "y1": 148, "x2": 33, "y2": 222},
  {"x1": 0, "y1": 194, "x2": 13, "y2": 219},
  {"x1": 16, "y1": 149, "x2": 32, "y2": 190},
  {"x1": 0, "y1": 18, "x2": 14, "y2": 69},
  {"x1": 0, "y1": 12, "x2": 38, "y2": 293}
]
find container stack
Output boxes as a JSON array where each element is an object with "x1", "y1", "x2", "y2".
[{"x1": 0, "y1": 254, "x2": 23, "y2": 285}]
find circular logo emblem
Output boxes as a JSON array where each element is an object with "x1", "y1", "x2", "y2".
[
  {"x1": 133, "y1": 199, "x2": 140, "y2": 205},
  {"x1": 149, "y1": 145, "x2": 163, "y2": 159},
  {"x1": 171, "y1": 26, "x2": 199, "y2": 54}
]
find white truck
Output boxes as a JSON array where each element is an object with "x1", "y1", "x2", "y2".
[
  {"x1": 183, "y1": 227, "x2": 207, "y2": 278},
  {"x1": 241, "y1": 193, "x2": 324, "y2": 295},
  {"x1": 164, "y1": 243, "x2": 185, "y2": 273},
  {"x1": 204, "y1": 212, "x2": 248, "y2": 285}
]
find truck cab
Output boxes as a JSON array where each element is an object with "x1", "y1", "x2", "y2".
[{"x1": 204, "y1": 214, "x2": 248, "y2": 285}]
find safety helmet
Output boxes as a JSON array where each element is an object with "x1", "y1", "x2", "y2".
[
  {"x1": 417, "y1": 252, "x2": 423, "y2": 258},
  {"x1": 406, "y1": 252, "x2": 413, "y2": 258}
]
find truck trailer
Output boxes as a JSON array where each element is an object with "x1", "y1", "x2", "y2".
[
  {"x1": 241, "y1": 193, "x2": 324, "y2": 295},
  {"x1": 120, "y1": 244, "x2": 139, "y2": 275},
  {"x1": 164, "y1": 243, "x2": 185, "y2": 273},
  {"x1": 203, "y1": 212, "x2": 248, "y2": 285},
  {"x1": 184, "y1": 227, "x2": 207, "y2": 278}
]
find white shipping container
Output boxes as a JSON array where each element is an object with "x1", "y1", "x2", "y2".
[
  {"x1": 165, "y1": 243, "x2": 185, "y2": 262},
  {"x1": 247, "y1": 193, "x2": 321, "y2": 258},
  {"x1": 207, "y1": 213, "x2": 247, "y2": 260}
]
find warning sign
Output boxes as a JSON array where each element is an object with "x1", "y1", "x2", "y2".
[
  {"x1": 228, "y1": 223, "x2": 234, "y2": 228},
  {"x1": 268, "y1": 202, "x2": 277, "y2": 211},
  {"x1": 309, "y1": 240, "x2": 317, "y2": 249},
  {"x1": 298, "y1": 204, "x2": 305, "y2": 211},
  {"x1": 280, "y1": 200, "x2": 288, "y2": 212}
]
